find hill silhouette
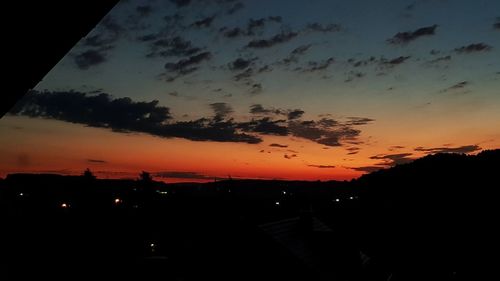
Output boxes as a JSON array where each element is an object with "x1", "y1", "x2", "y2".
[{"x1": 1, "y1": 150, "x2": 498, "y2": 280}]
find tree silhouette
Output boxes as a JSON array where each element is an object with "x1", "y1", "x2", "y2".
[
  {"x1": 139, "y1": 171, "x2": 152, "y2": 183},
  {"x1": 83, "y1": 168, "x2": 96, "y2": 180}
]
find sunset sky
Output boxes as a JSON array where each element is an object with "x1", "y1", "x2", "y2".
[{"x1": 1, "y1": 0, "x2": 499, "y2": 182}]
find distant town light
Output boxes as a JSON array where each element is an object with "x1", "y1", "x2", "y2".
[
  {"x1": 275, "y1": 201, "x2": 280, "y2": 206},
  {"x1": 61, "y1": 203, "x2": 69, "y2": 208},
  {"x1": 114, "y1": 198, "x2": 122, "y2": 204},
  {"x1": 19, "y1": 192, "x2": 24, "y2": 197},
  {"x1": 335, "y1": 198, "x2": 340, "y2": 202},
  {"x1": 349, "y1": 196, "x2": 354, "y2": 200},
  {"x1": 282, "y1": 191, "x2": 287, "y2": 195}
]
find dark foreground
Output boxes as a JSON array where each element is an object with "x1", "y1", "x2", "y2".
[{"x1": 1, "y1": 150, "x2": 499, "y2": 280}]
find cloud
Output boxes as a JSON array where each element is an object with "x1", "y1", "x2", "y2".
[
  {"x1": 284, "y1": 154, "x2": 297, "y2": 159},
  {"x1": 227, "y1": 2, "x2": 244, "y2": 15},
  {"x1": 370, "y1": 153, "x2": 413, "y2": 166},
  {"x1": 247, "y1": 18, "x2": 266, "y2": 34},
  {"x1": 74, "y1": 50, "x2": 107, "y2": 70},
  {"x1": 163, "y1": 51, "x2": 212, "y2": 79},
  {"x1": 87, "y1": 159, "x2": 107, "y2": 163},
  {"x1": 10, "y1": 90, "x2": 260, "y2": 145},
  {"x1": 222, "y1": 27, "x2": 245, "y2": 38},
  {"x1": 350, "y1": 166, "x2": 383, "y2": 173},
  {"x1": 440, "y1": 81, "x2": 469, "y2": 93},
  {"x1": 250, "y1": 83, "x2": 263, "y2": 95},
  {"x1": 268, "y1": 16, "x2": 282, "y2": 23},
  {"x1": 427, "y1": 55, "x2": 452, "y2": 64},
  {"x1": 153, "y1": 171, "x2": 214, "y2": 180},
  {"x1": 288, "y1": 119, "x2": 363, "y2": 147},
  {"x1": 170, "y1": 0, "x2": 191, "y2": 7},
  {"x1": 229, "y1": 57, "x2": 255, "y2": 70},
  {"x1": 347, "y1": 56, "x2": 377, "y2": 67},
  {"x1": 495, "y1": 18, "x2": 500, "y2": 29},
  {"x1": 249, "y1": 105, "x2": 305, "y2": 119},
  {"x1": 147, "y1": 36, "x2": 202, "y2": 58},
  {"x1": 308, "y1": 164, "x2": 335, "y2": 168},
  {"x1": 381, "y1": 56, "x2": 411, "y2": 66},
  {"x1": 239, "y1": 118, "x2": 289, "y2": 136},
  {"x1": 11, "y1": 91, "x2": 373, "y2": 148},
  {"x1": 209, "y1": 102, "x2": 233, "y2": 120},
  {"x1": 269, "y1": 143, "x2": 288, "y2": 148},
  {"x1": 306, "y1": 23, "x2": 341, "y2": 32},
  {"x1": 136, "y1": 5, "x2": 152, "y2": 17},
  {"x1": 287, "y1": 109, "x2": 305, "y2": 120},
  {"x1": 387, "y1": 24, "x2": 438, "y2": 44},
  {"x1": 76, "y1": 16, "x2": 124, "y2": 69},
  {"x1": 291, "y1": 45, "x2": 311, "y2": 56},
  {"x1": 454, "y1": 43, "x2": 492, "y2": 53},
  {"x1": 233, "y1": 68, "x2": 253, "y2": 81},
  {"x1": 300, "y1": 57, "x2": 335, "y2": 72},
  {"x1": 280, "y1": 45, "x2": 312, "y2": 65},
  {"x1": 414, "y1": 145, "x2": 481, "y2": 154},
  {"x1": 246, "y1": 31, "x2": 298, "y2": 48},
  {"x1": 249, "y1": 104, "x2": 284, "y2": 115},
  {"x1": 345, "y1": 117, "x2": 375, "y2": 126},
  {"x1": 10, "y1": 90, "x2": 172, "y2": 129},
  {"x1": 191, "y1": 16, "x2": 215, "y2": 28}
]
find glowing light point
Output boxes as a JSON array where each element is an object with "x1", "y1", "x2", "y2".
[
  {"x1": 114, "y1": 198, "x2": 122, "y2": 204},
  {"x1": 275, "y1": 201, "x2": 280, "y2": 206},
  {"x1": 61, "y1": 203, "x2": 69, "y2": 208}
]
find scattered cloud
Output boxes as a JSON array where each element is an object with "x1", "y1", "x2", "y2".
[
  {"x1": 191, "y1": 16, "x2": 215, "y2": 28},
  {"x1": 440, "y1": 81, "x2": 469, "y2": 93},
  {"x1": 426, "y1": 55, "x2": 452, "y2": 64},
  {"x1": 246, "y1": 31, "x2": 298, "y2": 48},
  {"x1": 136, "y1": 5, "x2": 152, "y2": 17},
  {"x1": 287, "y1": 109, "x2": 305, "y2": 120},
  {"x1": 226, "y1": 2, "x2": 244, "y2": 15},
  {"x1": 269, "y1": 143, "x2": 288, "y2": 148},
  {"x1": 387, "y1": 24, "x2": 438, "y2": 44},
  {"x1": 87, "y1": 159, "x2": 107, "y2": 164},
  {"x1": 345, "y1": 117, "x2": 375, "y2": 126},
  {"x1": 370, "y1": 153, "x2": 414, "y2": 166},
  {"x1": 229, "y1": 57, "x2": 256, "y2": 70},
  {"x1": 350, "y1": 166, "x2": 383, "y2": 173},
  {"x1": 284, "y1": 154, "x2": 298, "y2": 159},
  {"x1": 249, "y1": 83, "x2": 263, "y2": 95},
  {"x1": 249, "y1": 104, "x2": 284, "y2": 115},
  {"x1": 11, "y1": 91, "x2": 374, "y2": 148},
  {"x1": 163, "y1": 51, "x2": 212, "y2": 80},
  {"x1": 308, "y1": 164, "x2": 336, "y2": 168},
  {"x1": 306, "y1": 23, "x2": 341, "y2": 33},
  {"x1": 74, "y1": 50, "x2": 107, "y2": 70},
  {"x1": 381, "y1": 56, "x2": 411, "y2": 66},
  {"x1": 300, "y1": 57, "x2": 335, "y2": 72},
  {"x1": 454, "y1": 43, "x2": 492, "y2": 53},
  {"x1": 170, "y1": 0, "x2": 191, "y2": 8},
  {"x1": 414, "y1": 145, "x2": 481, "y2": 154},
  {"x1": 153, "y1": 171, "x2": 215, "y2": 180},
  {"x1": 146, "y1": 36, "x2": 202, "y2": 58},
  {"x1": 209, "y1": 102, "x2": 233, "y2": 120}
]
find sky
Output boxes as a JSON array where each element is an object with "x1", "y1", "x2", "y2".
[{"x1": 1, "y1": 0, "x2": 499, "y2": 182}]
